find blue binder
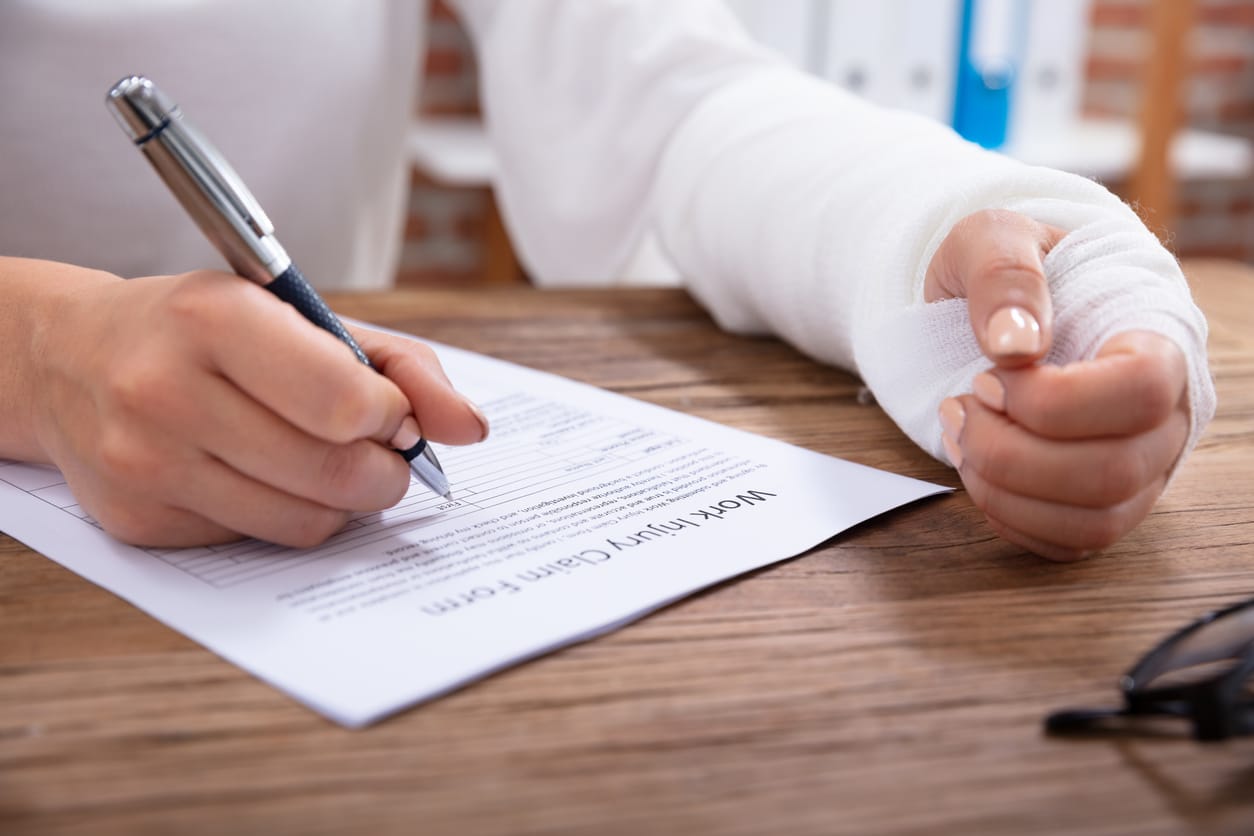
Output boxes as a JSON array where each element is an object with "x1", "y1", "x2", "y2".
[{"x1": 952, "y1": 0, "x2": 1027, "y2": 149}]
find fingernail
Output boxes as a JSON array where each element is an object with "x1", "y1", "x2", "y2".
[
  {"x1": 942, "y1": 432, "x2": 964, "y2": 469},
  {"x1": 390, "y1": 415, "x2": 422, "y2": 451},
  {"x1": 972, "y1": 372, "x2": 1006, "y2": 412},
  {"x1": 938, "y1": 398, "x2": 966, "y2": 469},
  {"x1": 987, "y1": 306, "x2": 1041, "y2": 357},
  {"x1": 939, "y1": 398, "x2": 966, "y2": 439},
  {"x1": 464, "y1": 396, "x2": 490, "y2": 442}
]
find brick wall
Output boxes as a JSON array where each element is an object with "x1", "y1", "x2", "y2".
[
  {"x1": 396, "y1": 1, "x2": 1254, "y2": 286},
  {"x1": 395, "y1": 0, "x2": 489, "y2": 287}
]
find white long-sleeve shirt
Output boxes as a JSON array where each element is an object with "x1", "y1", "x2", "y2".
[{"x1": 0, "y1": 0, "x2": 1215, "y2": 465}]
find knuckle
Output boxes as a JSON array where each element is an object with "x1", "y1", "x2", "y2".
[
  {"x1": 979, "y1": 252, "x2": 1045, "y2": 285},
  {"x1": 315, "y1": 442, "x2": 406, "y2": 510},
  {"x1": 323, "y1": 386, "x2": 382, "y2": 443},
  {"x1": 389, "y1": 342, "x2": 442, "y2": 387},
  {"x1": 1092, "y1": 453, "x2": 1145, "y2": 505},
  {"x1": 275, "y1": 508, "x2": 350, "y2": 549},
  {"x1": 408, "y1": 341, "x2": 438, "y2": 364},
  {"x1": 317, "y1": 443, "x2": 369, "y2": 499},
  {"x1": 165, "y1": 272, "x2": 273, "y2": 347},
  {"x1": 1017, "y1": 372, "x2": 1078, "y2": 433},
  {"x1": 96, "y1": 426, "x2": 161, "y2": 484},
  {"x1": 107, "y1": 356, "x2": 176, "y2": 418},
  {"x1": 164, "y1": 273, "x2": 228, "y2": 335},
  {"x1": 965, "y1": 208, "x2": 1003, "y2": 227},
  {"x1": 958, "y1": 208, "x2": 1019, "y2": 240},
  {"x1": 978, "y1": 426, "x2": 1022, "y2": 480},
  {"x1": 1124, "y1": 359, "x2": 1180, "y2": 428}
]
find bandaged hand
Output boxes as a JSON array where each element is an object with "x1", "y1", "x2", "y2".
[{"x1": 925, "y1": 210, "x2": 1191, "y2": 561}]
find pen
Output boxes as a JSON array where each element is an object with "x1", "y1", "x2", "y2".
[{"x1": 105, "y1": 75, "x2": 451, "y2": 499}]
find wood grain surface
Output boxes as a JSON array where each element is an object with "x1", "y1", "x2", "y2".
[{"x1": 2, "y1": 260, "x2": 1253, "y2": 835}]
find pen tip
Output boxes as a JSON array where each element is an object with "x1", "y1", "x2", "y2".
[{"x1": 442, "y1": 490, "x2": 454, "y2": 501}]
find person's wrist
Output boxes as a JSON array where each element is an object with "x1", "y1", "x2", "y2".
[{"x1": 22, "y1": 262, "x2": 125, "y2": 463}]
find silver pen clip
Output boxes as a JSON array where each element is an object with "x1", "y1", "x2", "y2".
[{"x1": 106, "y1": 75, "x2": 291, "y2": 283}]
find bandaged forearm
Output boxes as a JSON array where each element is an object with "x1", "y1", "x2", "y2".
[{"x1": 655, "y1": 69, "x2": 1215, "y2": 466}]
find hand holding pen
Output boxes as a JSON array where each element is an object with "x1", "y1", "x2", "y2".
[
  {"x1": 106, "y1": 76, "x2": 457, "y2": 498},
  {"x1": 0, "y1": 78, "x2": 487, "y2": 549}
]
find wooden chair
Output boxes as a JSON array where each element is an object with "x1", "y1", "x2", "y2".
[{"x1": 1126, "y1": 0, "x2": 1197, "y2": 238}]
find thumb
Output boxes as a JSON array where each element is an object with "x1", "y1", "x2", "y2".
[{"x1": 924, "y1": 209, "x2": 1067, "y2": 369}]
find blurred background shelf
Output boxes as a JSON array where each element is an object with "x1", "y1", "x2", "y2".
[
  {"x1": 399, "y1": 0, "x2": 1254, "y2": 287},
  {"x1": 408, "y1": 117, "x2": 495, "y2": 187},
  {"x1": 409, "y1": 114, "x2": 1254, "y2": 192},
  {"x1": 1005, "y1": 117, "x2": 1253, "y2": 180}
]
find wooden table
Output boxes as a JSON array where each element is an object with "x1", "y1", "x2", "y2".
[{"x1": 3, "y1": 260, "x2": 1253, "y2": 835}]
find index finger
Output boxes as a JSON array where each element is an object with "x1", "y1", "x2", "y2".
[
  {"x1": 177, "y1": 276, "x2": 412, "y2": 444},
  {"x1": 978, "y1": 331, "x2": 1188, "y2": 439}
]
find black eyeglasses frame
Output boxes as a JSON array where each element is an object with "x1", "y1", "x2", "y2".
[{"x1": 1046, "y1": 597, "x2": 1254, "y2": 742}]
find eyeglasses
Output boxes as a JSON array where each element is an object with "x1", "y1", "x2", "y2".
[{"x1": 1046, "y1": 597, "x2": 1254, "y2": 742}]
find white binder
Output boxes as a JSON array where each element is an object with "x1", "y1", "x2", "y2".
[
  {"x1": 886, "y1": 0, "x2": 963, "y2": 123},
  {"x1": 821, "y1": 0, "x2": 961, "y2": 123},
  {"x1": 728, "y1": 0, "x2": 966, "y2": 125},
  {"x1": 723, "y1": 0, "x2": 820, "y2": 71},
  {"x1": 1009, "y1": 0, "x2": 1093, "y2": 145},
  {"x1": 821, "y1": 1, "x2": 892, "y2": 104}
]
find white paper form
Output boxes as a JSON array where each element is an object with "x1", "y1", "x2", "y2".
[{"x1": 0, "y1": 337, "x2": 947, "y2": 727}]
